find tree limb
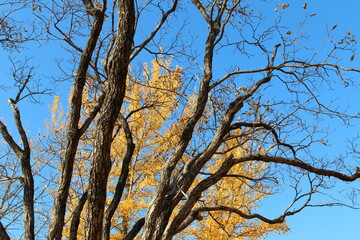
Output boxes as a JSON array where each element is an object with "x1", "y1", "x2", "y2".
[
  {"x1": 69, "y1": 191, "x2": 88, "y2": 240},
  {"x1": 130, "y1": 0, "x2": 178, "y2": 61},
  {"x1": 48, "y1": 1, "x2": 108, "y2": 239},
  {"x1": 103, "y1": 115, "x2": 135, "y2": 240},
  {"x1": 234, "y1": 154, "x2": 360, "y2": 181},
  {"x1": 123, "y1": 218, "x2": 145, "y2": 240},
  {"x1": 0, "y1": 99, "x2": 34, "y2": 240},
  {"x1": 230, "y1": 121, "x2": 297, "y2": 157}
]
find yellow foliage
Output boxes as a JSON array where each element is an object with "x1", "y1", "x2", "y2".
[
  {"x1": 176, "y1": 130, "x2": 288, "y2": 239},
  {"x1": 45, "y1": 58, "x2": 288, "y2": 239}
]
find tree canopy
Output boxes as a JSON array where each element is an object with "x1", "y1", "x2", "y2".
[{"x1": 0, "y1": 1, "x2": 359, "y2": 240}]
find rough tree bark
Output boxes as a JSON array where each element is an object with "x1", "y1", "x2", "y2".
[
  {"x1": 84, "y1": 0, "x2": 135, "y2": 239},
  {"x1": 47, "y1": 1, "x2": 107, "y2": 239},
  {"x1": 0, "y1": 221, "x2": 10, "y2": 240},
  {"x1": 102, "y1": 114, "x2": 135, "y2": 240},
  {"x1": 0, "y1": 99, "x2": 34, "y2": 240}
]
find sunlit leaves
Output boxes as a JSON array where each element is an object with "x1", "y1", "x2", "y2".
[
  {"x1": 276, "y1": 3, "x2": 290, "y2": 10},
  {"x1": 275, "y1": 3, "x2": 290, "y2": 12},
  {"x1": 177, "y1": 130, "x2": 289, "y2": 239},
  {"x1": 49, "y1": 58, "x2": 184, "y2": 238},
  {"x1": 282, "y1": 4, "x2": 290, "y2": 10},
  {"x1": 337, "y1": 31, "x2": 357, "y2": 46},
  {"x1": 44, "y1": 57, "x2": 288, "y2": 238}
]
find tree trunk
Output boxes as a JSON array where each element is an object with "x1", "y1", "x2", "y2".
[
  {"x1": 21, "y1": 155, "x2": 35, "y2": 240},
  {"x1": 47, "y1": 5, "x2": 107, "y2": 240},
  {"x1": 102, "y1": 115, "x2": 135, "y2": 240},
  {"x1": 84, "y1": 0, "x2": 135, "y2": 239},
  {"x1": 0, "y1": 221, "x2": 10, "y2": 240},
  {"x1": 0, "y1": 101, "x2": 35, "y2": 240}
]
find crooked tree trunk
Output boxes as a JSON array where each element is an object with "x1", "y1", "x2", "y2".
[
  {"x1": 84, "y1": 0, "x2": 135, "y2": 239},
  {"x1": 47, "y1": 6, "x2": 107, "y2": 240},
  {"x1": 0, "y1": 101, "x2": 35, "y2": 240}
]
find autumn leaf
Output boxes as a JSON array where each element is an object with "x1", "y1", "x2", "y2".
[
  {"x1": 347, "y1": 30, "x2": 352, "y2": 35},
  {"x1": 331, "y1": 24, "x2": 338, "y2": 30},
  {"x1": 238, "y1": 86, "x2": 247, "y2": 91},
  {"x1": 350, "y1": 55, "x2": 355, "y2": 61},
  {"x1": 309, "y1": 14, "x2": 317, "y2": 17},
  {"x1": 276, "y1": 3, "x2": 290, "y2": 9},
  {"x1": 286, "y1": 31, "x2": 292, "y2": 35},
  {"x1": 303, "y1": 3, "x2": 307, "y2": 9}
]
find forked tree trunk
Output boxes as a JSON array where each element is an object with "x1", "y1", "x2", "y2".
[
  {"x1": 84, "y1": 0, "x2": 135, "y2": 239},
  {"x1": 47, "y1": 5, "x2": 107, "y2": 240},
  {"x1": 0, "y1": 101, "x2": 35, "y2": 240}
]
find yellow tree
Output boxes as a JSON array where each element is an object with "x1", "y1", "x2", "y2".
[
  {"x1": 45, "y1": 59, "x2": 288, "y2": 239},
  {"x1": 178, "y1": 133, "x2": 288, "y2": 239}
]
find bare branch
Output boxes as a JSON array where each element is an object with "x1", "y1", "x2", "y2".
[
  {"x1": 0, "y1": 99, "x2": 34, "y2": 240},
  {"x1": 195, "y1": 206, "x2": 286, "y2": 224},
  {"x1": 130, "y1": 0, "x2": 178, "y2": 61},
  {"x1": 191, "y1": 0, "x2": 211, "y2": 24},
  {"x1": 103, "y1": 114, "x2": 135, "y2": 240},
  {"x1": 69, "y1": 191, "x2": 88, "y2": 240},
  {"x1": 0, "y1": 119, "x2": 23, "y2": 157},
  {"x1": 48, "y1": 1, "x2": 108, "y2": 238},
  {"x1": 123, "y1": 218, "x2": 145, "y2": 240},
  {"x1": 230, "y1": 121, "x2": 297, "y2": 157},
  {"x1": 234, "y1": 154, "x2": 360, "y2": 182}
]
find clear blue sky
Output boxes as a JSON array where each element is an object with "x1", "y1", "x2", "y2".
[
  {"x1": 0, "y1": 0, "x2": 359, "y2": 239},
  {"x1": 257, "y1": 1, "x2": 360, "y2": 239},
  {"x1": 259, "y1": 1, "x2": 360, "y2": 239}
]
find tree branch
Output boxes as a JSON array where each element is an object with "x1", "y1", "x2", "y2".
[
  {"x1": 103, "y1": 115, "x2": 135, "y2": 240},
  {"x1": 48, "y1": 1, "x2": 108, "y2": 238},
  {"x1": 0, "y1": 221, "x2": 10, "y2": 240},
  {"x1": 234, "y1": 154, "x2": 360, "y2": 181},
  {"x1": 69, "y1": 191, "x2": 88, "y2": 240},
  {"x1": 229, "y1": 121, "x2": 297, "y2": 157},
  {"x1": 0, "y1": 99, "x2": 34, "y2": 240},
  {"x1": 123, "y1": 218, "x2": 145, "y2": 240},
  {"x1": 195, "y1": 206, "x2": 286, "y2": 224},
  {"x1": 130, "y1": 0, "x2": 178, "y2": 61}
]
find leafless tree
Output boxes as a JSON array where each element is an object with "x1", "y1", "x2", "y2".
[{"x1": 0, "y1": 0, "x2": 359, "y2": 239}]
